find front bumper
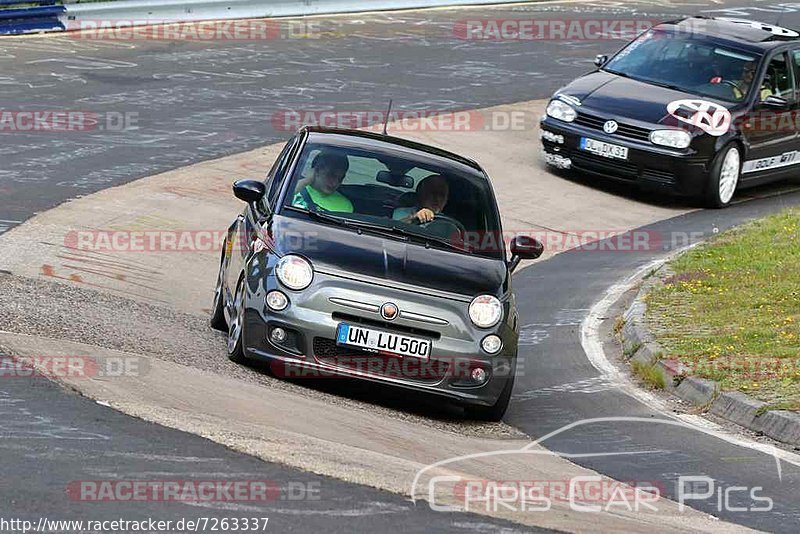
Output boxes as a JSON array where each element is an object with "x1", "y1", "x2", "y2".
[
  {"x1": 540, "y1": 116, "x2": 711, "y2": 197},
  {"x1": 241, "y1": 270, "x2": 517, "y2": 407}
]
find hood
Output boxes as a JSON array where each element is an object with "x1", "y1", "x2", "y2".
[
  {"x1": 556, "y1": 70, "x2": 745, "y2": 130},
  {"x1": 268, "y1": 215, "x2": 507, "y2": 298}
]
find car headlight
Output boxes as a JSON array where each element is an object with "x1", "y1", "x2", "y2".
[
  {"x1": 275, "y1": 255, "x2": 313, "y2": 291},
  {"x1": 546, "y1": 99, "x2": 577, "y2": 123},
  {"x1": 469, "y1": 295, "x2": 503, "y2": 328},
  {"x1": 650, "y1": 129, "x2": 692, "y2": 149}
]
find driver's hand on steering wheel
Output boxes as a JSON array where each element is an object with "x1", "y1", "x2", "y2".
[{"x1": 413, "y1": 208, "x2": 436, "y2": 223}]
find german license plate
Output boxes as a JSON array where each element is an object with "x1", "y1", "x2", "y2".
[
  {"x1": 580, "y1": 137, "x2": 629, "y2": 160},
  {"x1": 336, "y1": 323, "x2": 431, "y2": 360}
]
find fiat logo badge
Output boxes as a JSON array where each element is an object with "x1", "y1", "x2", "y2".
[
  {"x1": 380, "y1": 302, "x2": 399, "y2": 321},
  {"x1": 603, "y1": 120, "x2": 619, "y2": 134}
]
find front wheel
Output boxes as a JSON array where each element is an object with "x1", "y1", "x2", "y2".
[
  {"x1": 463, "y1": 374, "x2": 515, "y2": 422},
  {"x1": 704, "y1": 144, "x2": 741, "y2": 208},
  {"x1": 226, "y1": 278, "x2": 248, "y2": 364}
]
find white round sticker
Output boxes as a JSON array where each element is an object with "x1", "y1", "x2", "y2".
[{"x1": 667, "y1": 99, "x2": 731, "y2": 137}]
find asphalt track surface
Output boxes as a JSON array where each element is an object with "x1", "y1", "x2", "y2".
[
  {"x1": 510, "y1": 191, "x2": 800, "y2": 532},
  {"x1": 3, "y1": 0, "x2": 800, "y2": 531}
]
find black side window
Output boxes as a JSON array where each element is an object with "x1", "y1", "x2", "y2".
[
  {"x1": 790, "y1": 49, "x2": 800, "y2": 99},
  {"x1": 763, "y1": 52, "x2": 794, "y2": 102},
  {"x1": 263, "y1": 137, "x2": 297, "y2": 209}
]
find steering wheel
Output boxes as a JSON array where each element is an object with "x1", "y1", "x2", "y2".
[
  {"x1": 697, "y1": 80, "x2": 741, "y2": 101},
  {"x1": 715, "y1": 79, "x2": 739, "y2": 90},
  {"x1": 412, "y1": 214, "x2": 467, "y2": 240}
]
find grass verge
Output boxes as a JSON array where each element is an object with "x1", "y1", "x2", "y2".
[
  {"x1": 645, "y1": 207, "x2": 800, "y2": 409},
  {"x1": 631, "y1": 360, "x2": 666, "y2": 390}
]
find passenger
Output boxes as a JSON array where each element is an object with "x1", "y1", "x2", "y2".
[
  {"x1": 292, "y1": 151, "x2": 354, "y2": 213},
  {"x1": 393, "y1": 174, "x2": 450, "y2": 224}
]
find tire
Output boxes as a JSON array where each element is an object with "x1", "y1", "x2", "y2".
[
  {"x1": 226, "y1": 277, "x2": 248, "y2": 364},
  {"x1": 463, "y1": 373, "x2": 515, "y2": 422},
  {"x1": 210, "y1": 255, "x2": 228, "y2": 332},
  {"x1": 704, "y1": 144, "x2": 741, "y2": 208}
]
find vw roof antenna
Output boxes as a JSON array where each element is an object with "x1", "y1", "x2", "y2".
[
  {"x1": 775, "y1": 10, "x2": 785, "y2": 30},
  {"x1": 382, "y1": 99, "x2": 393, "y2": 136}
]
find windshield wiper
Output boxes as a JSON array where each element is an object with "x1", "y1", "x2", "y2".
[
  {"x1": 603, "y1": 69, "x2": 685, "y2": 92},
  {"x1": 288, "y1": 207, "x2": 409, "y2": 242},
  {"x1": 401, "y1": 229, "x2": 469, "y2": 254},
  {"x1": 602, "y1": 67, "x2": 630, "y2": 78},
  {"x1": 287, "y1": 206, "x2": 352, "y2": 228},
  {"x1": 644, "y1": 79, "x2": 686, "y2": 92},
  {"x1": 287, "y1": 206, "x2": 471, "y2": 252}
]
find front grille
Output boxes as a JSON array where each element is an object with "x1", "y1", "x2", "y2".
[
  {"x1": 642, "y1": 169, "x2": 676, "y2": 186},
  {"x1": 570, "y1": 152, "x2": 638, "y2": 180},
  {"x1": 575, "y1": 113, "x2": 651, "y2": 142},
  {"x1": 312, "y1": 337, "x2": 448, "y2": 385}
]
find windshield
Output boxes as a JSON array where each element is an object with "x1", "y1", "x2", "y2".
[
  {"x1": 282, "y1": 138, "x2": 504, "y2": 260},
  {"x1": 604, "y1": 29, "x2": 761, "y2": 103}
]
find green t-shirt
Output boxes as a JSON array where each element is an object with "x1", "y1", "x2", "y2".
[{"x1": 292, "y1": 185, "x2": 354, "y2": 213}]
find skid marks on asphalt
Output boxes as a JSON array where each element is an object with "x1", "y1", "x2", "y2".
[
  {"x1": 0, "y1": 382, "x2": 110, "y2": 441},
  {"x1": 519, "y1": 308, "x2": 589, "y2": 347}
]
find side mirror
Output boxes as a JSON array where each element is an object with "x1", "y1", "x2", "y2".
[
  {"x1": 233, "y1": 180, "x2": 266, "y2": 204},
  {"x1": 233, "y1": 180, "x2": 267, "y2": 218},
  {"x1": 760, "y1": 95, "x2": 790, "y2": 110},
  {"x1": 594, "y1": 54, "x2": 608, "y2": 68},
  {"x1": 509, "y1": 236, "x2": 544, "y2": 273}
]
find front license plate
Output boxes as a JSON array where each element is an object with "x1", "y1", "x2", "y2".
[
  {"x1": 580, "y1": 137, "x2": 629, "y2": 160},
  {"x1": 336, "y1": 323, "x2": 431, "y2": 360}
]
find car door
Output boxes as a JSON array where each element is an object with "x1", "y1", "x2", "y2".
[
  {"x1": 741, "y1": 50, "x2": 799, "y2": 180},
  {"x1": 225, "y1": 136, "x2": 298, "y2": 296}
]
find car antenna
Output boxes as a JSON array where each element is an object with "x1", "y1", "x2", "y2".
[
  {"x1": 775, "y1": 10, "x2": 784, "y2": 28},
  {"x1": 382, "y1": 99, "x2": 393, "y2": 136}
]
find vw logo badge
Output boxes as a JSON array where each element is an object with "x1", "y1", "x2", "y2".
[
  {"x1": 603, "y1": 120, "x2": 619, "y2": 134},
  {"x1": 380, "y1": 302, "x2": 399, "y2": 321}
]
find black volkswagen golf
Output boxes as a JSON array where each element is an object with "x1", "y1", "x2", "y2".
[
  {"x1": 540, "y1": 16, "x2": 800, "y2": 207},
  {"x1": 211, "y1": 127, "x2": 543, "y2": 420}
]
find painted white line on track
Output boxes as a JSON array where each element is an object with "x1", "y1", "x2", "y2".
[{"x1": 580, "y1": 246, "x2": 800, "y2": 473}]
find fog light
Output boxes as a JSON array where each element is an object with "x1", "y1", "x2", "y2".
[
  {"x1": 481, "y1": 335, "x2": 503, "y2": 355},
  {"x1": 471, "y1": 367, "x2": 487, "y2": 384},
  {"x1": 271, "y1": 327, "x2": 287, "y2": 344},
  {"x1": 266, "y1": 291, "x2": 288, "y2": 311}
]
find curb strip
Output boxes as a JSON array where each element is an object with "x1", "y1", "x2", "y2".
[{"x1": 621, "y1": 269, "x2": 800, "y2": 447}]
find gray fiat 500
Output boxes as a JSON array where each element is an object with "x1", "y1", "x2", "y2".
[{"x1": 211, "y1": 127, "x2": 542, "y2": 420}]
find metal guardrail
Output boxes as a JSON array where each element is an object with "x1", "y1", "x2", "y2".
[
  {"x1": 2, "y1": 0, "x2": 535, "y2": 36},
  {"x1": 0, "y1": 0, "x2": 65, "y2": 35},
  {"x1": 63, "y1": 0, "x2": 531, "y2": 26}
]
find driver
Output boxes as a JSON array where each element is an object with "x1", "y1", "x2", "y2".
[
  {"x1": 733, "y1": 61, "x2": 772, "y2": 101},
  {"x1": 292, "y1": 151, "x2": 354, "y2": 213},
  {"x1": 393, "y1": 174, "x2": 449, "y2": 224}
]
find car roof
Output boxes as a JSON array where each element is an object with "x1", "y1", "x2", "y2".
[
  {"x1": 299, "y1": 126, "x2": 485, "y2": 174},
  {"x1": 656, "y1": 17, "x2": 800, "y2": 53}
]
